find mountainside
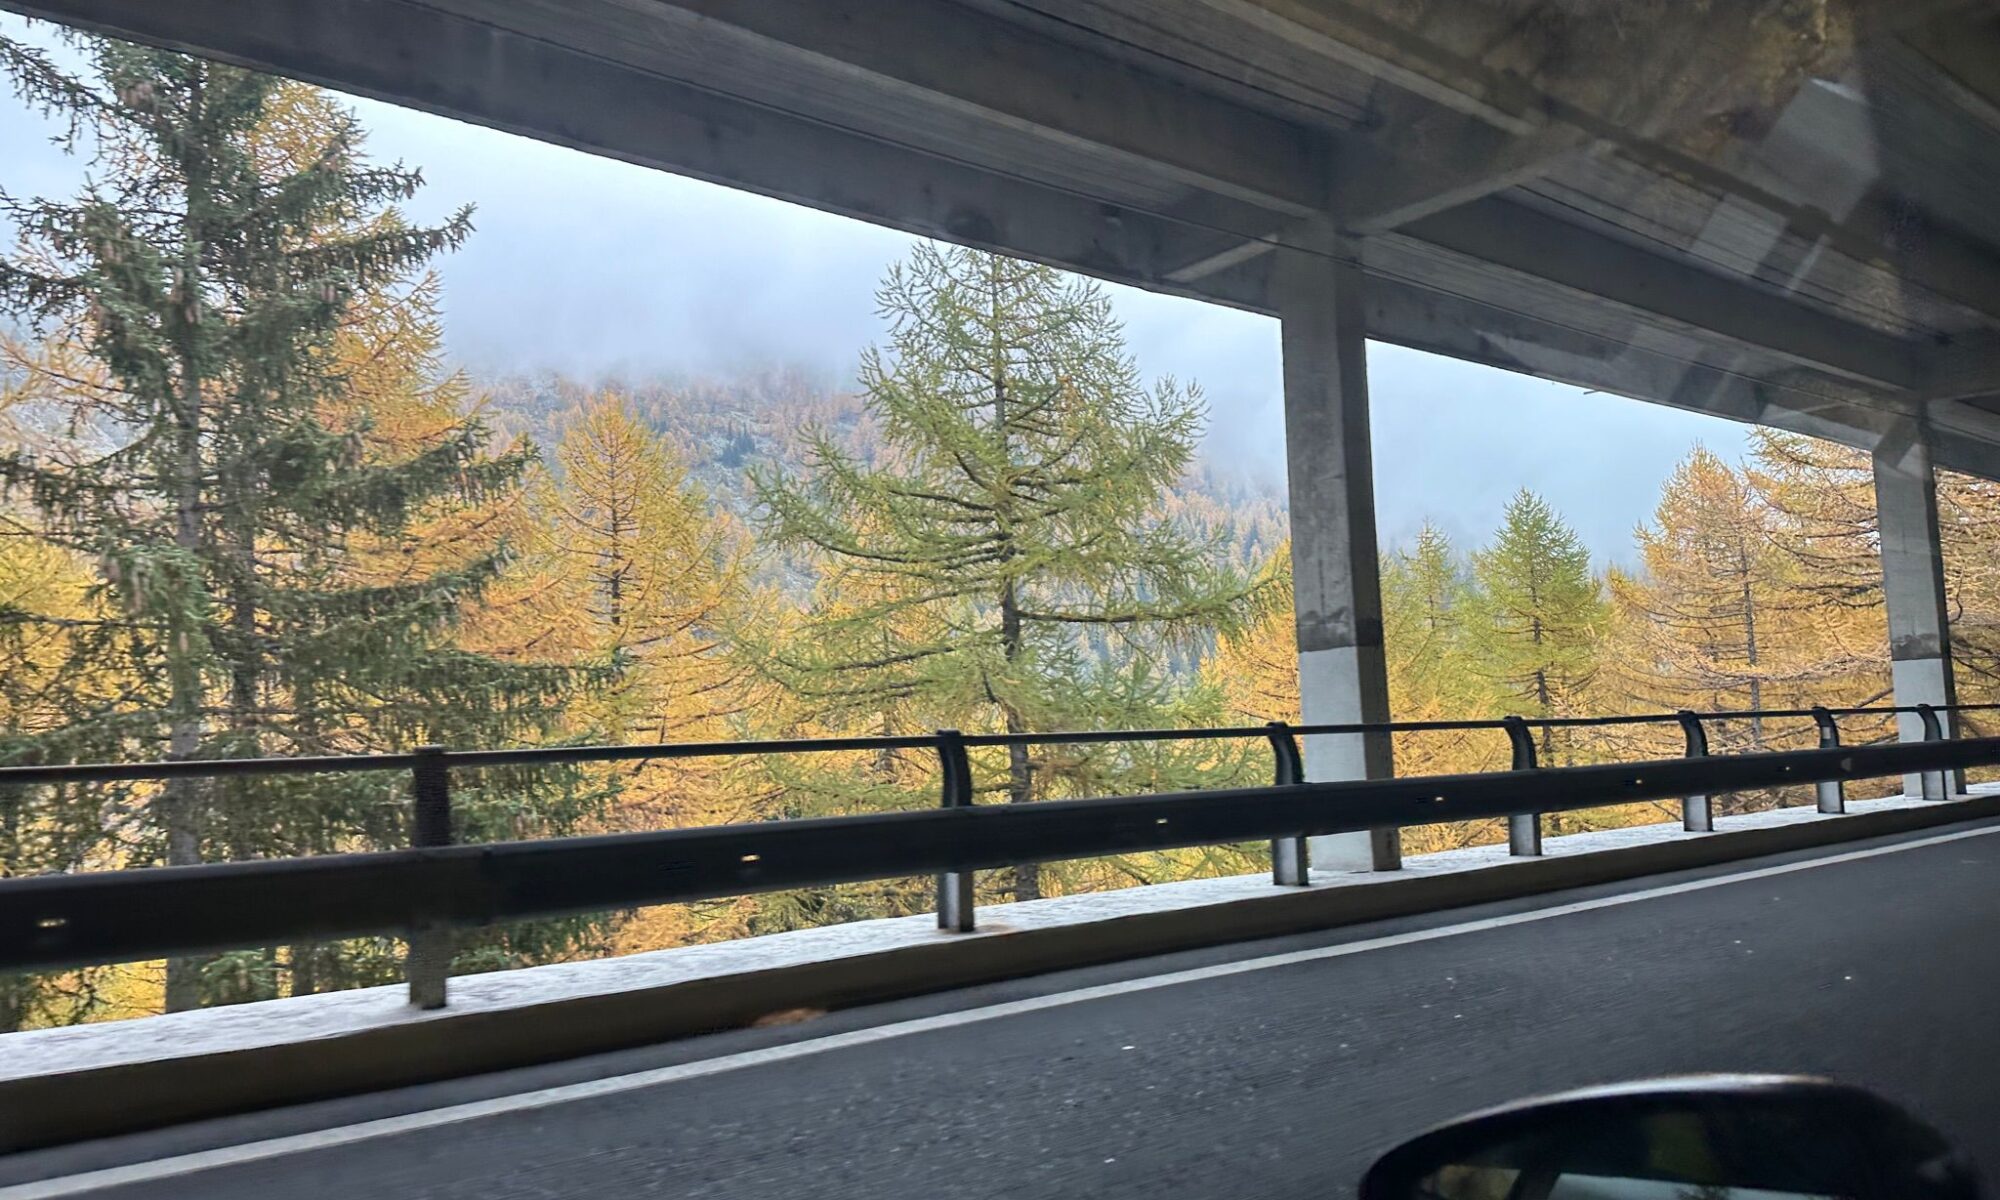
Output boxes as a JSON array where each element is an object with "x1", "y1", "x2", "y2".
[{"x1": 474, "y1": 367, "x2": 1290, "y2": 576}]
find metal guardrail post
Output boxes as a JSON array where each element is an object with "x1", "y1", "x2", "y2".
[
  {"x1": 935, "y1": 729, "x2": 976, "y2": 932},
  {"x1": 406, "y1": 745, "x2": 452, "y2": 1010},
  {"x1": 1502, "y1": 715, "x2": 1542, "y2": 856},
  {"x1": 1676, "y1": 710, "x2": 1712, "y2": 832},
  {"x1": 1810, "y1": 706, "x2": 1845, "y2": 814},
  {"x1": 1917, "y1": 704, "x2": 1950, "y2": 800},
  {"x1": 1266, "y1": 722, "x2": 1309, "y2": 886}
]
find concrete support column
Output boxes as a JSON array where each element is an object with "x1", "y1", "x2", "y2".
[
  {"x1": 1278, "y1": 228, "x2": 1399, "y2": 872},
  {"x1": 1873, "y1": 428, "x2": 1960, "y2": 798}
]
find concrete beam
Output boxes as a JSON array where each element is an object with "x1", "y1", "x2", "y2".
[
  {"x1": 1644, "y1": 65, "x2": 2000, "y2": 330},
  {"x1": 0, "y1": 0, "x2": 1300, "y2": 316},
  {"x1": 1898, "y1": 12, "x2": 2000, "y2": 136},
  {"x1": 1926, "y1": 400, "x2": 2000, "y2": 480},
  {"x1": 1190, "y1": 0, "x2": 2000, "y2": 335},
  {"x1": 1188, "y1": 0, "x2": 1545, "y2": 134},
  {"x1": 1930, "y1": 428, "x2": 2000, "y2": 484},
  {"x1": 1353, "y1": 263, "x2": 2000, "y2": 478},
  {"x1": 1276, "y1": 226, "x2": 1398, "y2": 873},
  {"x1": 1165, "y1": 234, "x2": 1285, "y2": 285},
  {"x1": 1196, "y1": 244, "x2": 2000, "y2": 484},
  {"x1": 1191, "y1": 0, "x2": 2000, "y2": 335},
  {"x1": 1335, "y1": 127, "x2": 1604, "y2": 234},
  {"x1": 1872, "y1": 0, "x2": 1987, "y2": 34},
  {"x1": 1402, "y1": 198, "x2": 1929, "y2": 391},
  {"x1": 1166, "y1": 121, "x2": 1600, "y2": 279},
  {"x1": 1921, "y1": 331, "x2": 2000, "y2": 403},
  {"x1": 1165, "y1": 195, "x2": 1932, "y2": 398},
  {"x1": 1340, "y1": 271, "x2": 1900, "y2": 448},
  {"x1": 422, "y1": 0, "x2": 1330, "y2": 217},
  {"x1": 445, "y1": 0, "x2": 1613, "y2": 251}
]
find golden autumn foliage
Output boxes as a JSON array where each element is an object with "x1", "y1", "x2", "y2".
[
  {"x1": 527, "y1": 396, "x2": 770, "y2": 950},
  {"x1": 1204, "y1": 527, "x2": 1512, "y2": 854},
  {"x1": 533, "y1": 397, "x2": 759, "y2": 744},
  {"x1": 1604, "y1": 443, "x2": 1890, "y2": 766}
]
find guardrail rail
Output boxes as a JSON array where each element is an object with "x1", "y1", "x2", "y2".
[{"x1": 2, "y1": 702, "x2": 1995, "y2": 1008}]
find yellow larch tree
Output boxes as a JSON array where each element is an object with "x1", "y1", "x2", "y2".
[
  {"x1": 1604, "y1": 445, "x2": 1888, "y2": 812},
  {"x1": 1741, "y1": 430, "x2": 1900, "y2": 754},
  {"x1": 532, "y1": 395, "x2": 767, "y2": 949},
  {"x1": 0, "y1": 352, "x2": 149, "y2": 1027},
  {"x1": 1610, "y1": 446, "x2": 1885, "y2": 741},
  {"x1": 1937, "y1": 469, "x2": 2000, "y2": 736},
  {"x1": 1203, "y1": 530, "x2": 1504, "y2": 853},
  {"x1": 1748, "y1": 430, "x2": 2000, "y2": 747}
]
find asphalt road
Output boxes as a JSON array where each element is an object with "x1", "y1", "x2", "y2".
[{"x1": 12, "y1": 816, "x2": 2000, "y2": 1199}]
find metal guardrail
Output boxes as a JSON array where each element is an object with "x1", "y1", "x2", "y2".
[{"x1": 0, "y1": 703, "x2": 1995, "y2": 1009}]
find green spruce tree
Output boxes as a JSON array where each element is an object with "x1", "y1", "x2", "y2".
[
  {"x1": 1381, "y1": 522, "x2": 1474, "y2": 710},
  {"x1": 751, "y1": 244, "x2": 1258, "y2": 903},
  {"x1": 0, "y1": 34, "x2": 603, "y2": 1014},
  {"x1": 1464, "y1": 490, "x2": 1605, "y2": 763}
]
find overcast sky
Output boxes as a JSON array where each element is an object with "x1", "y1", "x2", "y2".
[{"x1": 0, "y1": 15, "x2": 1755, "y2": 565}]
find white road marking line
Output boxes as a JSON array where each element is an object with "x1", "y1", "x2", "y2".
[{"x1": 9, "y1": 822, "x2": 1998, "y2": 1198}]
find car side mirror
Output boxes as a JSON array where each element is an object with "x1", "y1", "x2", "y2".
[{"x1": 1360, "y1": 1075, "x2": 1979, "y2": 1200}]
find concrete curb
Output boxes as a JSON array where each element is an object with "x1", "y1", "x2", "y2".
[{"x1": 8, "y1": 795, "x2": 1999, "y2": 1152}]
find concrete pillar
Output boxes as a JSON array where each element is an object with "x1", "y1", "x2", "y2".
[
  {"x1": 1277, "y1": 229, "x2": 1399, "y2": 872},
  {"x1": 1873, "y1": 428, "x2": 1960, "y2": 798}
]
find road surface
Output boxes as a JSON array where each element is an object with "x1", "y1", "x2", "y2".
[{"x1": 8, "y1": 815, "x2": 2000, "y2": 1198}]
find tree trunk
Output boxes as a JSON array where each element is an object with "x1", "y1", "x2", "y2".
[
  {"x1": 1741, "y1": 543, "x2": 1764, "y2": 749},
  {"x1": 1533, "y1": 666, "x2": 1556, "y2": 763},
  {"x1": 290, "y1": 944, "x2": 318, "y2": 998},
  {"x1": 162, "y1": 68, "x2": 208, "y2": 1014},
  {"x1": 0, "y1": 978, "x2": 24, "y2": 1035},
  {"x1": 989, "y1": 261, "x2": 1037, "y2": 901},
  {"x1": 161, "y1": 385, "x2": 206, "y2": 1012},
  {"x1": 1001, "y1": 578, "x2": 1036, "y2": 901},
  {"x1": 0, "y1": 795, "x2": 21, "y2": 1031}
]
